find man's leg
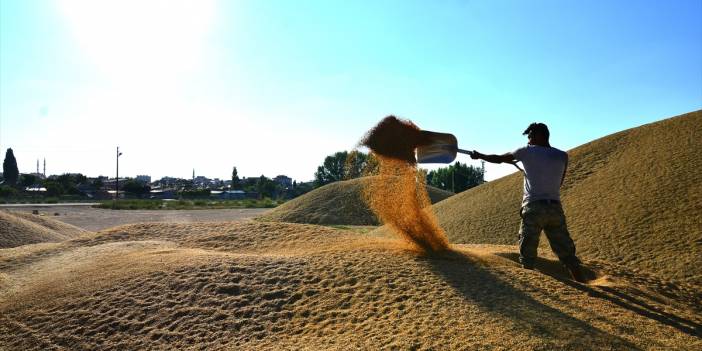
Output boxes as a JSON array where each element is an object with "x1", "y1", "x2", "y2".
[
  {"x1": 542, "y1": 204, "x2": 579, "y2": 265},
  {"x1": 518, "y1": 204, "x2": 542, "y2": 269},
  {"x1": 543, "y1": 204, "x2": 587, "y2": 282}
]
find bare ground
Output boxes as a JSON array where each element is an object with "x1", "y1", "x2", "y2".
[{"x1": 3, "y1": 206, "x2": 271, "y2": 231}]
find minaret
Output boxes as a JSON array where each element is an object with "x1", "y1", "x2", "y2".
[
  {"x1": 43, "y1": 158, "x2": 46, "y2": 177},
  {"x1": 37, "y1": 159, "x2": 39, "y2": 174},
  {"x1": 192, "y1": 168, "x2": 195, "y2": 180}
]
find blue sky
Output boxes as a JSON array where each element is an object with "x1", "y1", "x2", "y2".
[{"x1": 1, "y1": 0, "x2": 701, "y2": 182}]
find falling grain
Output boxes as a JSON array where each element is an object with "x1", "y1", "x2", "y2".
[{"x1": 360, "y1": 116, "x2": 449, "y2": 252}]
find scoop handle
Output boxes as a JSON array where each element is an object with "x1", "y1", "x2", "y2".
[{"x1": 456, "y1": 148, "x2": 524, "y2": 173}]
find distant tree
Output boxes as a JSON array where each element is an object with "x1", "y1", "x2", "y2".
[
  {"x1": 2, "y1": 148, "x2": 19, "y2": 186},
  {"x1": 343, "y1": 150, "x2": 365, "y2": 179},
  {"x1": 44, "y1": 180, "x2": 64, "y2": 197},
  {"x1": 178, "y1": 188, "x2": 210, "y2": 198},
  {"x1": 314, "y1": 151, "x2": 347, "y2": 187},
  {"x1": 56, "y1": 173, "x2": 86, "y2": 195},
  {"x1": 75, "y1": 173, "x2": 87, "y2": 184},
  {"x1": 256, "y1": 175, "x2": 277, "y2": 199},
  {"x1": 92, "y1": 177, "x2": 104, "y2": 191},
  {"x1": 0, "y1": 185, "x2": 18, "y2": 197},
  {"x1": 20, "y1": 174, "x2": 39, "y2": 188},
  {"x1": 314, "y1": 150, "x2": 379, "y2": 187},
  {"x1": 231, "y1": 166, "x2": 241, "y2": 190},
  {"x1": 122, "y1": 179, "x2": 151, "y2": 197},
  {"x1": 344, "y1": 150, "x2": 382, "y2": 179},
  {"x1": 288, "y1": 181, "x2": 314, "y2": 199},
  {"x1": 427, "y1": 162, "x2": 484, "y2": 193},
  {"x1": 361, "y1": 152, "x2": 380, "y2": 176},
  {"x1": 241, "y1": 177, "x2": 258, "y2": 192}
]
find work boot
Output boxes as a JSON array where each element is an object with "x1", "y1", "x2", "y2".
[
  {"x1": 520, "y1": 257, "x2": 534, "y2": 270},
  {"x1": 565, "y1": 262, "x2": 588, "y2": 283}
]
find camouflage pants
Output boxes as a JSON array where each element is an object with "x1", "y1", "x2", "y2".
[{"x1": 519, "y1": 200, "x2": 580, "y2": 267}]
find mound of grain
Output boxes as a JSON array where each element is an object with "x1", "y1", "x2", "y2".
[
  {"x1": 1, "y1": 221, "x2": 700, "y2": 350},
  {"x1": 432, "y1": 110, "x2": 702, "y2": 284},
  {"x1": 259, "y1": 176, "x2": 453, "y2": 225},
  {"x1": 0, "y1": 211, "x2": 88, "y2": 249},
  {"x1": 71, "y1": 221, "x2": 359, "y2": 255}
]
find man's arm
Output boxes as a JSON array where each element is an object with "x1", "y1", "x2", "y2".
[{"x1": 469, "y1": 151, "x2": 515, "y2": 164}]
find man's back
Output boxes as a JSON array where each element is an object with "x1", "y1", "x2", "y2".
[{"x1": 512, "y1": 145, "x2": 567, "y2": 205}]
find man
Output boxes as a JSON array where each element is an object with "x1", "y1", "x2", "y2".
[{"x1": 468, "y1": 123, "x2": 587, "y2": 282}]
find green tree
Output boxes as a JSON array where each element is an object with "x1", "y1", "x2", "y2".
[
  {"x1": 241, "y1": 177, "x2": 258, "y2": 192},
  {"x1": 256, "y1": 175, "x2": 277, "y2": 199},
  {"x1": 344, "y1": 150, "x2": 380, "y2": 179},
  {"x1": 20, "y1": 174, "x2": 39, "y2": 188},
  {"x1": 92, "y1": 177, "x2": 104, "y2": 191},
  {"x1": 56, "y1": 173, "x2": 86, "y2": 195},
  {"x1": 0, "y1": 185, "x2": 18, "y2": 197},
  {"x1": 44, "y1": 180, "x2": 64, "y2": 197},
  {"x1": 122, "y1": 179, "x2": 151, "y2": 197},
  {"x1": 314, "y1": 150, "x2": 378, "y2": 187},
  {"x1": 231, "y1": 166, "x2": 241, "y2": 190},
  {"x1": 427, "y1": 162, "x2": 485, "y2": 193},
  {"x1": 179, "y1": 188, "x2": 210, "y2": 198},
  {"x1": 2, "y1": 148, "x2": 19, "y2": 186},
  {"x1": 314, "y1": 151, "x2": 347, "y2": 186},
  {"x1": 288, "y1": 181, "x2": 313, "y2": 199},
  {"x1": 362, "y1": 152, "x2": 380, "y2": 175}
]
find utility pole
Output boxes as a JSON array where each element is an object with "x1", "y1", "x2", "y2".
[{"x1": 116, "y1": 147, "x2": 123, "y2": 200}]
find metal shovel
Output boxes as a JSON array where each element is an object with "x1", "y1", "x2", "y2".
[
  {"x1": 416, "y1": 131, "x2": 472, "y2": 164},
  {"x1": 416, "y1": 130, "x2": 523, "y2": 172}
]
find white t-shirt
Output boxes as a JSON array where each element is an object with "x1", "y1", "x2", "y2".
[{"x1": 511, "y1": 145, "x2": 567, "y2": 206}]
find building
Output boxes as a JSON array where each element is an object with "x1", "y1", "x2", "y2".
[
  {"x1": 274, "y1": 175, "x2": 293, "y2": 188},
  {"x1": 193, "y1": 176, "x2": 211, "y2": 188},
  {"x1": 149, "y1": 189, "x2": 176, "y2": 199},
  {"x1": 102, "y1": 178, "x2": 129, "y2": 190},
  {"x1": 136, "y1": 175, "x2": 151, "y2": 184},
  {"x1": 156, "y1": 177, "x2": 178, "y2": 187},
  {"x1": 217, "y1": 190, "x2": 246, "y2": 200}
]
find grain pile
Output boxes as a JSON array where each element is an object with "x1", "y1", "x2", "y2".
[
  {"x1": 431, "y1": 110, "x2": 702, "y2": 284},
  {"x1": 0, "y1": 210, "x2": 88, "y2": 249},
  {"x1": 258, "y1": 177, "x2": 453, "y2": 225},
  {"x1": 2, "y1": 112, "x2": 701, "y2": 349},
  {"x1": 1, "y1": 221, "x2": 700, "y2": 349}
]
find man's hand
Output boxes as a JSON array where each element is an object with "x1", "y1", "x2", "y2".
[{"x1": 469, "y1": 150, "x2": 482, "y2": 159}]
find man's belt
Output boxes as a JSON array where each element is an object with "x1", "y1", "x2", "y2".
[{"x1": 530, "y1": 199, "x2": 560, "y2": 205}]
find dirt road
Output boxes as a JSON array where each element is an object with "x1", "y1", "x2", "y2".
[{"x1": 4, "y1": 205, "x2": 270, "y2": 231}]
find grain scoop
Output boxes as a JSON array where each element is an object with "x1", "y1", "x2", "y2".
[
  {"x1": 415, "y1": 131, "x2": 470, "y2": 163},
  {"x1": 416, "y1": 130, "x2": 524, "y2": 171}
]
